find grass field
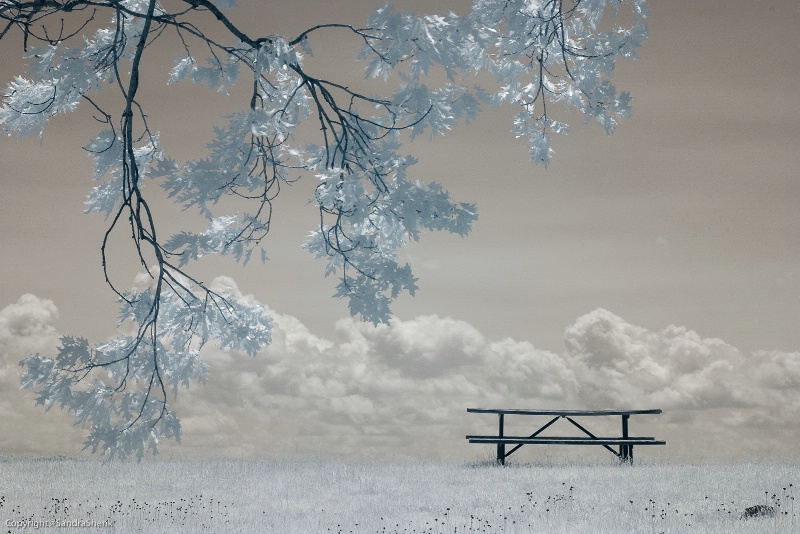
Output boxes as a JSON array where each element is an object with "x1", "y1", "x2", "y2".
[{"x1": 1, "y1": 456, "x2": 797, "y2": 533}]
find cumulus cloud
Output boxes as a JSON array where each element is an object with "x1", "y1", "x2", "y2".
[
  {"x1": 559, "y1": 309, "x2": 800, "y2": 458},
  {"x1": 0, "y1": 294, "x2": 61, "y2": 390},
  {"x1": 0, "y1": 293, "x2": 59, "y2": 355},
  {"x1": 564, "y1": 308, "x2": 752, "y2": 411},
  {"x1": 175, "y1": 305, "x2": 575, "y2": 459},
  {"x1": 0, "y1": 294, "x2": 85, "y2": 454},
  {"x1": 2, "y1": 287, "x2": 799, "y2": 461}
]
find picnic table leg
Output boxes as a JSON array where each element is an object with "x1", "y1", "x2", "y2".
[
  {"x1": 497, "y1": 413, "x2": 506, "y2": 465},
  {"x1": 621, "y1": 414, "x2": 632, "y2": 464}
]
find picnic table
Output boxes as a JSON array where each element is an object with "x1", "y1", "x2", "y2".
[{"x1": 466, "y1": 408, "x2": 666, "y2": 465}]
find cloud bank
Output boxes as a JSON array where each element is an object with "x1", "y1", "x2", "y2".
[{"x1": 1, "y1": 285, "x2": 798, "y2": 461}]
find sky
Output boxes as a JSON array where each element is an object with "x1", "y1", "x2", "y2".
[{"x1": 0, "y1": 0, "x2": 799, "y2": 462}]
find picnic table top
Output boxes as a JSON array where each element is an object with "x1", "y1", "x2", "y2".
[
  {"x1": 466, "y1": 408, "x2": 662, "y2": 416},
  {"x1": 467, "y1": 437, "x2": 666, "y2": 445}
]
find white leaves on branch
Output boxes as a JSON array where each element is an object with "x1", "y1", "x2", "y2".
[
  {"x1": 20, "y1": 278, "x2": 270, "y2": 460},
  {"x1": 305, "y1": 152, "x2": 477, "y2": 323},
  {"x1": 190, "y1": 55, "x2": 241, "y2": 94},
  {"x1": 167, "y1": 56, "x2": 196, "y2": 85},
  {"x1": 0, "y1": 5, "x2": 156, "y2": 138},
  {"x1": 165, "y1": 214, "x2": 269, "y2": 266},
  {"x1": 3, "y1": 0, "x2": 647, "y2": 458},
  {"x1": 84, "y1": 131, "x2": 163, "y2": 217}
]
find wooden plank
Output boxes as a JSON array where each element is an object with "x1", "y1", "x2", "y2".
[
  {"x1": 467, "y1": 435, "x2": 656, "y2": 441},
  {"x1": 468, "y1": 438, "x2": 666, "y2": 445},
  {"x1": 468, "y1": 439, "x2": 666, "y2": 446},
  {"x1": 467, "y1": 408, "x2": 662, "y2": 416}
]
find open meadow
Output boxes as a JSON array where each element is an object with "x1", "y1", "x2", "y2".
[{"x1": 1, "y1": 456, "x2": 798, "y2": 533}]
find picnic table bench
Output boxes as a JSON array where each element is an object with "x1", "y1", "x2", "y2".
[{"x1": 466, "y1": 408, "x2": 666, "y2": 465}]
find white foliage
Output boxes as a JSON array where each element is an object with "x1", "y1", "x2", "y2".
[
  {"x1": 84, "y1": 131, "x2": 162, "y2": 217},
  {"x1": 2, "y1": 0, "x2": 648, "y2": 458},
  {"x1": 168, "y1": 56, "x2": 196, "y2": 85},
  {"x1": 20, "y1": 279, "x2": 270, "y2": 460}
]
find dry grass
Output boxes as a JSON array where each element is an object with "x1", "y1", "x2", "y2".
[{"x1": 1, "y1": 456, "x2": 797, "y2": 533}]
